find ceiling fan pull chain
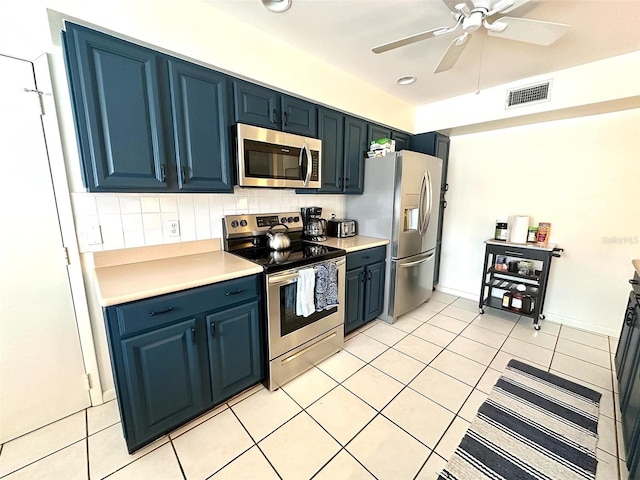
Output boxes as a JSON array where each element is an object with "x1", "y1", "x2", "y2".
[{"x1": 476, "y1": 32, "x2": 484, "y2": 95}]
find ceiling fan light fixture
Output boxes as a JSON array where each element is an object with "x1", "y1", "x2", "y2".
[
  {"x1": 261, "y1": 0, "x2": 292, "y2": 13},
  {"x1": 396, "y1": 76, "x2": 417, "y2": 85}
]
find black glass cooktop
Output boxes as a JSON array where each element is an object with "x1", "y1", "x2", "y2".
[{"x1": 231, "y1": 241, "x2": 346, "y2": 274}]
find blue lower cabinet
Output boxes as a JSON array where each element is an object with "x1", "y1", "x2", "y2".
[
  {"x1": 207, "y1": 301, "x2": 262, "y2": 401},
  {"x1": 345, "y1": 268, "x2": 365, "y2": 333},
  {"x1": 104, "y1": 276, "x2": 263, "y2": 453},
  {"x1": 344, "y1": 246, "x2": 386, "y2": 334},
  {"x1": 120, "y1": 319, "x2": 206, "y2": 447}
]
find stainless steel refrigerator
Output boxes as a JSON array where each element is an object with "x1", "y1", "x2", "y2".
[{"x1": 346, "y1": 150, "x2": 442, "y2": 322}]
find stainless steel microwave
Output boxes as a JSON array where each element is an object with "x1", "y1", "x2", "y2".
[{"x1": 236, "y1": 123, "x2": 321, "y2": 189}]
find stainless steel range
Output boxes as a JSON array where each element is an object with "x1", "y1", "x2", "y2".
[{"x1": 222, "y1": 212, "x2": 346, "y2": 391}]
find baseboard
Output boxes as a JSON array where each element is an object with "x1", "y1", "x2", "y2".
[
  {"x1": 102, "y1": 388, "x2": 116, "y2": 403},
  {"x1": 435, "y1": 285, "x2": 478, "y2": 302},
  {"x1": 540, "y1": 312, "x2": 619, "y2": 338},
  {"x1": 434, "y1": 286, "x2": 619, "y2": 338}
]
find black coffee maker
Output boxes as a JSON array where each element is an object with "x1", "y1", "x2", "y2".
[{"x1": 301, "y1": 206, "x2": 327, "y2": 241}]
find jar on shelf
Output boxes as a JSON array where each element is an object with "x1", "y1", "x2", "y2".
[{"x1": 494, "y1": 220, "x2": 508, "y2": 241}]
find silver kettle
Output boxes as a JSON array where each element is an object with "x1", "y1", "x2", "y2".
[{"x1": 266, "y1": 224, "x2": 291, "y2": 251}]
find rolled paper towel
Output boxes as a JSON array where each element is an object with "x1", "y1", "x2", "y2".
[{"x1": 508, "y1": 215, "x2": 530, "y2": 243}]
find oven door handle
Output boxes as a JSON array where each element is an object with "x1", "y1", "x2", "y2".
[
  {"x1": 267, "y1": 258, "x2": 345, "y2": 286},
  {"x1": 268, "y1": 273, "x2": 299, "y2": 287}
]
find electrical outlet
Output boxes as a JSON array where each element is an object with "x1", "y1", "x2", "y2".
[
  {"x1": 167, "y1": 220, "x2": 180, "y2": 237},
  {"x1": 87, "y1": 225, "x2": 103, "y2": 245}
]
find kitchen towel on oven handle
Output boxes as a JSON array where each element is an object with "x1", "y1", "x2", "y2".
[
  {"x1": 296, "y1": 267, "x2": 316, "y2": 317},
  {"x1": 315, "y1": 262, "x2": 339, "y2": 311}
]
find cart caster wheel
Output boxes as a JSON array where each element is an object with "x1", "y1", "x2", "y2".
[
  {"x1": 539, "y1": 314, "x2": 546, "y2": 320},
  {"x1": 479, "y1": 308, "x2": 485, "y2": 314},
  {"x1": 534, "y1": 324, "x2": 541, "y2": 331}
]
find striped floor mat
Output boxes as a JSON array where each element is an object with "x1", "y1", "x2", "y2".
[{"x1": 438, "y1": 359, "x2": 601, "y2": 480}]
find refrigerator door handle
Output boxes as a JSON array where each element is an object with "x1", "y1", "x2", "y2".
[
  {"x1": 424, "y1": 170, "x2": 433, "y2": 235},
  {"x1": 418, "y1": 174, "x2": 426, "y2": 235},
  {"x1": 399, "y1": 252, "x2": 434, "y2": 267}
]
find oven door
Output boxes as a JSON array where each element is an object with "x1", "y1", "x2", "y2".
[{"x1": 266, "y1": 257, "x2": 345, "y2": 359}]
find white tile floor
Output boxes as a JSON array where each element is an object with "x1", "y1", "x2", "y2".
[{"x1": 0, "y1": 292, "x2": 630, "y2": 480}]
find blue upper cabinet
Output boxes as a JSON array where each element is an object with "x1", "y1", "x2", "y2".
[
  {"x1": 392, "y1": 131, "x2": 411, "y2": 152},
  {"x1": 233, "y1": 80, "x2": 280, "y2": 129},
  {"x1": 316, "y1": 107, "x2": 344, "y2": 193},
  {"x1": 63, "y1": 24, "x2": 168, "y2": 191},
  {"x1": 343, "y1": 116, "x2": 368, "y2": 194},
  {"x1": 167, "y1": 59, "x2": 233, "y2": 192},
  {"x1": 281, "y1": 95, "x2": 317, "y2": 137},
  {"x1": 233, "y1": 79, "x2": 317, "y2": 137},
  {"x1": 63, "y1": 23, "x2": 234, "y2": 193}
]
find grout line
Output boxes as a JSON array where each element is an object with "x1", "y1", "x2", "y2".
[
  {"x1": 85, "y1": 409, "x2": 90, "y2": 480},
  {"x1": 168, "y1": 441, "x2": 187, "y2": 480}
]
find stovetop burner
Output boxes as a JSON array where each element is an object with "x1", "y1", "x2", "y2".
[
  {"x1": 231, "y1": 241, "x2": 345, "y2": 273},
  {"x1": 222, "y1": 212, "x2": 346, "y2": 273}
]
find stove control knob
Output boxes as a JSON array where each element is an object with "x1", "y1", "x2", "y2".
[
  {"x1": 280, "y1": 217, "x2": 287, "y2": 224},
  {"x1": 287, "y1": 216, "x2": 294, "y2": 223},
  {"x1": 239, "y1": 219, "x2": 247, "y2": 227},
  {"x1": 231, "y1": 220, "x2": 239, "y2": 228},
  {"x1": 293, "y1": 216, "x2": 300, "y2": 222}
]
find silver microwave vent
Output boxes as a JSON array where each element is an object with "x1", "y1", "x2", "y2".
[{"x1": 505, "y1": 81, "x2": 551, "y2": 109}]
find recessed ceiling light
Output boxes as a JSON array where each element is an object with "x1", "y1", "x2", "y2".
[
  {"x1": 396, "y1": 76, "x2": 416, "y2": 85},
  {"x1": 261, "y1": 0, "x2": 292, "y2": 13}
]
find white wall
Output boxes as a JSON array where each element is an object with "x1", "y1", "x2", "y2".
[
  {"x1": 438, "y1": 108, "x2": 640, "y2": 336},
  {"x1": 415, "y1": 51, "x2": 640, "y2": 134}
]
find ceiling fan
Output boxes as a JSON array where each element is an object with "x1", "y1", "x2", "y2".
[{"x1": 372, "y1": 0, "x2": 570, "y2": 73}]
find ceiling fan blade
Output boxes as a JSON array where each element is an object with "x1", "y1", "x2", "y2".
[
  {"x1": 434, "y1": 32, "x2": 471, "y2": 73},
  {"x1": 372, "y1": 27, "x2": 451, "y2": 54},
  {"x1": 496, "y1": 0, "x2": 531, "y2": 14},
  {"x1": 487, "y1": 17, "x2": 570, "y2": 45}
]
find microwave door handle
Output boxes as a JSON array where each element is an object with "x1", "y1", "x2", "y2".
[{"x1": 301, "y1": 142, "x2": 312, "y2": 187}]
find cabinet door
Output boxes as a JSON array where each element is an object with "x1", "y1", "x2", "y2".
[
  {"x1": 343, "y1": 116, "x2": 368, "y2": 194},
  {"x1": 317, "y1": 108, "x2": 344, "y2": 193},
  {"x1": 233, "y1": 80, "x2": 280, "y2": 129},
  {"x1": 168, "y1": 59, "x2": 233, "y2": 192},
  {"x1": 368, "y1": 124, "x2": 392, "y2": 145},
  {"x1": 345, "y1": 267, "x2": 365, "y2": 334},
  {"x1": 392, "y1": 131, "x2": 411, "y2": 152},
  {"x1": 207, "y1": 301, "x2": 262, "y2": 401},
  {"x1": 121, "y1": 319, "x2": 205, "y2": 450},
  {"x1": 364, "y1": 261, "x2": 386, "y2": 323},
  {"x1": 621, "y1": 346, "x2": 640, "y2": 465},
  {"x1": 63, "y1": 23, "x2": 168, "y2": 192},
  {"x1": 615, "y1": 293, "x2": 637, "y2": 375},
  {"x1": 619, "y1": 299, "x2": 640, "y2": 408},
  {"x1": 281, "y1": 95, "x2": 317, "y2": 137}
]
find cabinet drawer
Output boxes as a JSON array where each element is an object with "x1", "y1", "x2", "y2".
[
  {"x1": 112, "y1": 275, "x2": 260, "y2": 337},
  {"x1": 347, "y1": 246, "x2": 386, "y2": 270}
]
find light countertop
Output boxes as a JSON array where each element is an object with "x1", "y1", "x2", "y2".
[
  {"x1": 485, "y1": 238, "x2": 559, "y2": 252},
  {"x1": 90, "y1": 240, "x2": 262, "y2": 307},
  {"x1": 313, "y1": 235, "x2": 389, "y2": 253},
  {"x1": 634, "y1": 259, "x2": 640, "y2": 277}
]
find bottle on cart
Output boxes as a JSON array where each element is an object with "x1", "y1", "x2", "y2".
[{"x1": 502, "y1": 292, "x2": 512, "y2": 308}]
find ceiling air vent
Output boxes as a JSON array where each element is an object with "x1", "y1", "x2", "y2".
[{"x1": 505, "y1": 80, "x2": 552, "y2": 109}]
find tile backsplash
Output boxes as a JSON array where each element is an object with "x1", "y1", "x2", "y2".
[{"x1": 72, "y1": 188, "x2": 345, "y2": 252}]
